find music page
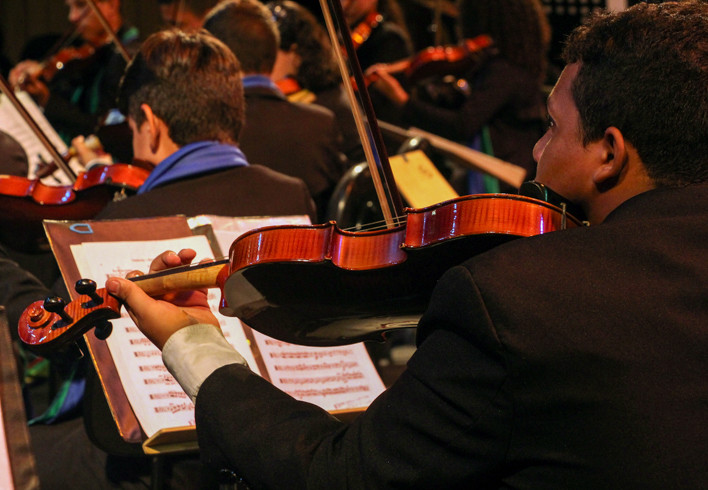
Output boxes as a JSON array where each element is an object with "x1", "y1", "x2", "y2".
[
  {"x1": 197, "y1": 214, "x2": 386, "y2": 412},
  {"x1": 71, "y1": 235, "x2": 258, "y2": 438},
  {"x1": 252, "y1": 333, "x2": 386, "y2": 412}
]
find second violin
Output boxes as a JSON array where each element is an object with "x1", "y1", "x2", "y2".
[{"x1": 0, "y1": 164, "x2": 149, "y2": 252}]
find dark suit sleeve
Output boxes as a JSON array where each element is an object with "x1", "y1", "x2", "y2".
[
  {"x1": 0, "y1": 246, "x2": 52, "y2": 339},
  {"x1": 195, "y1": 265, "x2": 512, "y2": 489}
]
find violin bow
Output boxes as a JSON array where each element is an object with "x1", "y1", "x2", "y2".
[
  {"x1": 0, "y1": 74, "x2": 77, "y2": 181},
  {"x1": 319, "y1": 0, "x2": 405, "y2": 228},
  {"x1": 84, "y1": 0, "x2": 131, "y2": 63}
]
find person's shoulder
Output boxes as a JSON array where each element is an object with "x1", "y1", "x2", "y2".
[
  {"x1": 288, "y1": 98, "x2": 337, "y2": 122},
  {"x1": 239, "y1": 163, "x2": 310, "y2": 185}
]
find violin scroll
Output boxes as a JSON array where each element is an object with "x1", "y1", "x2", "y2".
[{"x1": 18, "y1": 279, "x2": 122, "y2": 354}]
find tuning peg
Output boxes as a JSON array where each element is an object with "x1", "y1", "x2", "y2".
[
  {"x1": 94, "y1": 320, "x2": 113, "y2": 340},
  {"x1": 43, "y1": 296, "x2": 73, "y2": 324},
  {"x1": 75, "y1": 278, "x2": 103, "y2": 305}
]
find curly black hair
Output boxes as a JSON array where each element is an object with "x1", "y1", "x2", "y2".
[{"x1": 564, "y1": 1, "x2": 708, "y2": 186}]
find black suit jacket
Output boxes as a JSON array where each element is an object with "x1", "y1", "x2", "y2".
[
  {"x1": 238, "y1": 85, "x2": 348, "y2": 221},
  {"x1": 96, "y1": 164, "x2": 315, "y2": 223},
  {"x1": 195, "y1": 183, "x2": 708, "y2": 489}
]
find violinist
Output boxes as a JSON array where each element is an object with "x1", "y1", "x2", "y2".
[
  {"x1": 105, "y1": 2, "x2": 707, "y2": 488},
  {"x1": 203, "y1": 0, "x2": 349, "y2": 221},
  {"x1": 368, "y1": 0, "x2": 550, "y2": 192},
  {"x1": 341, "y1": 0, "x2": 412, "y2": 71},
  {"x1": 269, "y1": 0, "x2": 364, "y2": 162},
  {"x1": 8, "y1": 0, "x2": 139, "y2": 143}
]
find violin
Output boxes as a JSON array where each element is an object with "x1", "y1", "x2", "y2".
[
  {"x1": 18, "y1": 193, "x2": 583, "y2": 353},
  {"x1": 355, "y1": 35, "x2": 496, "y2": 91},
  {"x1": 34, "y1": 44, "x2": 97, "y2": 85},
  {"x1": 0, "y1": 164, "x2": 150, "y2": 252}
]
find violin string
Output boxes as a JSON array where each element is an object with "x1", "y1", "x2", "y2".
[{"x1": 339, "y1": 214, "x2": 408, "y2": 233}]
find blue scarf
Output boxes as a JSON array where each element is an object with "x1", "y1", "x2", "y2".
[
  {"x1": 138, "y1": 141, "x2": 248, "y2": 194},
  {"x1": 242, "y1": 74, "x2": 282, "y2": 94}
]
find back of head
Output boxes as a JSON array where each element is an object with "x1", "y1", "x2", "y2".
[
  {"x1": 457, "y1": 0, "x2": 550, "y2": 83},
  {"x1": 563, "y1": 1, "x2": 708, "y2": 186},
  {"x1": 268, "y1": 0, "x2": 340, "y2": 91},
  {"x1": 203, "y1": 0, "x2": 280, "y2": 74},
  {"x1": 118, "y1": 29, "x2": 244, "y2": 145}
]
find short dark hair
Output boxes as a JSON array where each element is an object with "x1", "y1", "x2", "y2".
[
  {"x1": 203, "y1": 0, "x2": 280, "y2": 74},
  {"x1": 268, "y1": 0, "x2": 341, "y2": 91},
  {"x1": 117, "y1": 29, "x2": 244, "y2": 145},
  {"x1": 563, "y1": 1, "x2": 708, "y2": 186}
]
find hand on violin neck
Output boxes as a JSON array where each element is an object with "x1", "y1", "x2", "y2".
[
  {"x1": 70, "y1": 134, "x2": 109, "y2": 168},
  {"x1": 9, "y1": 61, "x2": 49, "y2": 107},
  {"x1": 366, "y1": 65, "x2": 409, "y2": 107},
  {"x1": 105, "y1": 249, "x2": 219, "y2": 351},
  {"x1": 9, "y1": 60, "x2": 41, "y2": 88}
]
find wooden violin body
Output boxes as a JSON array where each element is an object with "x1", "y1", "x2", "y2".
[
  {"x1": 18, "y1": 193, "x2": 583, "y2": 352},
  {"x1": 0, "y1": 164, "x2": 149, "y2": 251},
  {"x1": 220, "y1": 193, "x2": 581, "y2": 345}
]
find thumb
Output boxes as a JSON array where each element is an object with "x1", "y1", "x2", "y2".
[{"x1": 106, "y1": 276, "x2": 154, "y2": 318}]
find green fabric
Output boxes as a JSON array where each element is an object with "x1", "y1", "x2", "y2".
[
  {"x1": 480, "y1": 126, "x2": 500, "y2": 193},
  {"x1": 28, "y1": 360, "x2": 79, "y2": 425}
]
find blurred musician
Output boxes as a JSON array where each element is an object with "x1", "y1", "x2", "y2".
[
  {"x1": 8, "y1": 0, "x2": 139, "y2": 143},
  {"x1": 341, "y1": 0, "x2": 412, "y2": 70}
]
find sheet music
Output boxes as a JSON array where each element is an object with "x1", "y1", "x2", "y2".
[
  {"x1": 195, "y1": 214, "x2": 386, "y2": 412},
  {"x1": 0, "y1": 91, "x2": 75, "y2": 183},
  {"x1": 71, "y1": 235, "x2": 259, "y2": 438},
  {"x1": 187, "y1": 214, "x2": 311, "y2": 256},
  {"x1": 252, "y1": 333, "x2": 386, "y2": 411},
  {"x1": 69, "y1": 216, "x2": 386, "y2": 438}
]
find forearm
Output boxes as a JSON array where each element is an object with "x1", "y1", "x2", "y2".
[{"x1": 161, "y1": 323, "x2": 248, "y2": 403}]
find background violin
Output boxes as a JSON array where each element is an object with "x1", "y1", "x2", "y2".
[
  {"x1": 0, "y1": 163, "x2": 149, "y2": 253},
  {"x1": 356, "y1": 35, "x2": 496, "y2": 104}
]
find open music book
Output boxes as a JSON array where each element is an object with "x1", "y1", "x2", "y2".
[{"x1": 45, "y1": 215, "x2": 386, "y2": 454}]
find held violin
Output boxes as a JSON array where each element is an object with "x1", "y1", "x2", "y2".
[
  {"x1": 355, "y1": 35, "x2": 496, "y2": 93},
  {"x1": 18, "y1": 192, "x2": 583, "y2": 352}
]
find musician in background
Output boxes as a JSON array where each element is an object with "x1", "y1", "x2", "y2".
[
  {"x1": 203, "y1": 0, "x2": 349, "y2": 220},
  {"x1": 108, "y1": 2, "x2": 708, "y2": 488},
  {"x1": 341, "y1": 0, "x2": 412, "y2": 71},
  {"x1": 157, "y1": 0, "x2": 218, "y2": 30},
  {"x1": 8, "y1": 0, "x2": 139, "y2": 143},
  {"x1": 368, "y1": 0, "x2": 550, "y2": 192},
  {"x1": 269, "y1": 0, "x2": 364, "y2": 163}
]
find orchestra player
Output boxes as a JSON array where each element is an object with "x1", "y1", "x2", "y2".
[
  {"x1": 107, "y1": 2, "x2": 708, "y2": 488},
  {"x1": 8, "y1": 0, "x2": 139, "y2": 143}
]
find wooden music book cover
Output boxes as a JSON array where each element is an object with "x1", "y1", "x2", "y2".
[{"x1": 43, "y1": 215, "x2": 386, "y2": 454}]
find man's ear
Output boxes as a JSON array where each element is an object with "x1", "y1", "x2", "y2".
[
  {"x1": 140, "y1": 103, "x2": 162, "y2": 153},
  {"x1": 592, "y1": 126, "x2": 628, "y2": 189}
]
